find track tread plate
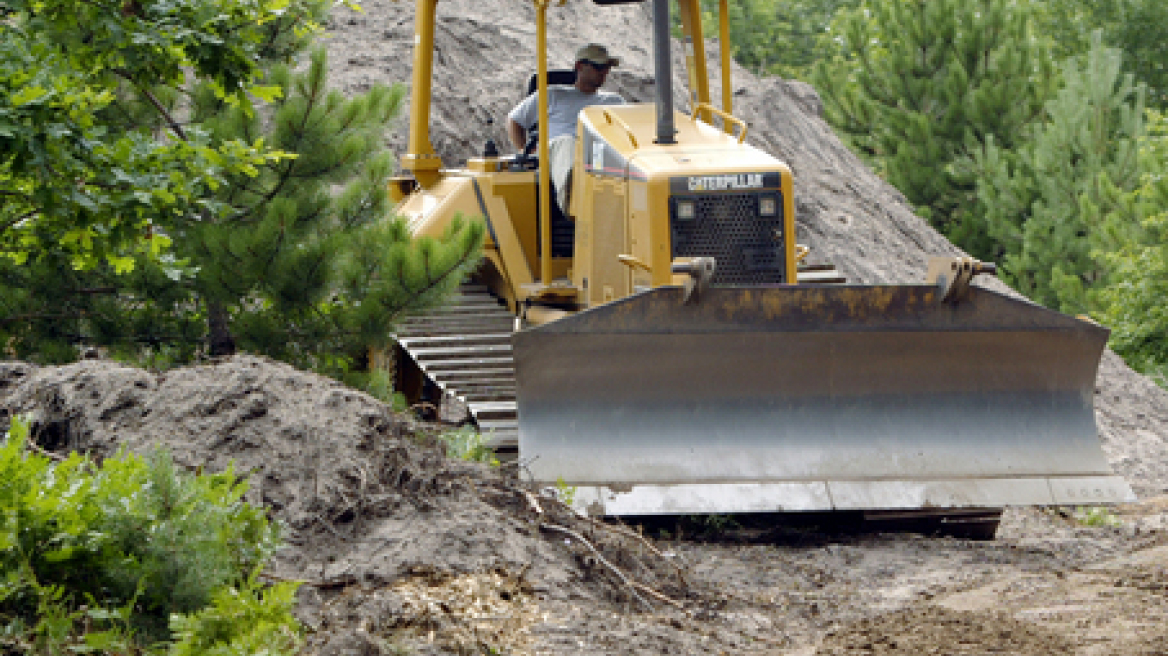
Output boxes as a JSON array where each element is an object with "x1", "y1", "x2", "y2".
[{"x1": 397, "y1": 287, "x2": 519, "y2": 440}]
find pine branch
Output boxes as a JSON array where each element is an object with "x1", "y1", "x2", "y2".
[{"x1": 382, "y1": 231, "x2": 480, "y2": 316}]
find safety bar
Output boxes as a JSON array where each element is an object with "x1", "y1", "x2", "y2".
[
  {"x1": 692, "y1": 102, "x2": 747, "y2": 143},
  {"x1": 602, "y1": 109, "x2": 639, "y2": 148}
]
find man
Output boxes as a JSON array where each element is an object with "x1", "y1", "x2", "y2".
[{"x1": 507, "y1": 43, "x2": 624, "y2": 214}]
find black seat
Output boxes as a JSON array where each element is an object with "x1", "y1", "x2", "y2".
[{"x1": 524, "y1": 69, "x2": 577, "y2": 101}]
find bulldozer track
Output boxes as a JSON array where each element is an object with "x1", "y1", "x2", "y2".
[{"x1": 395, "y1": 283, "x2": 519, "y2": 451}]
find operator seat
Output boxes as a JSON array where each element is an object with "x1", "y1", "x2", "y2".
[
  {"x1": 520, "y1": 69, "x2": 577, "y2": 155},
  {"x1": 519, "y1": 69, "x2": 577, "y2": 258}
]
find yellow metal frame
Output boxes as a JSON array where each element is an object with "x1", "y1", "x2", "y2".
[
  {"x1": 676, "y1": 0, "x2": 734, "y2": 134},
  {"x1": 691, "y1": 103, "x2": 747, "y2": 142},
  {"x1": 401, "y1": 0, "x2": 766, "y2": 290},
  {"x1": 401, "y1": 0, "x2": 442, "y2": 188},
  {"x1": 534, "y1": 0, "x2": 566, "y2": 285},
  {"x1": 720, "y1": 0, "x2": 732, "y2": 121}
]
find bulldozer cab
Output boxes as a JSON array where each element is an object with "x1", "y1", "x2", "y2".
[
  {"x1": 396, "y1": 0, "x2": 754, "y2": 297},
  {"x1": 390, "y1": 0, "x2": 1136, "y2": 528}
]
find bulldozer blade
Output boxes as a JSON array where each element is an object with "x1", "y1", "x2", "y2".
[{"x1": 513, "y1": 285, "x2": 1135, "y2": 516}]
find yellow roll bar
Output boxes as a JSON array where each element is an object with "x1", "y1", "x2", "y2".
[{"x1": 402, "y1": 0, "x2": 442, "y2": 188}]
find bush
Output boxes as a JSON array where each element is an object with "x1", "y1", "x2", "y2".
[
  {"x1": 437, "y1": 427, "x2": 498, "y2": 465},
  {"x1": 0, "y1": 416, "x2": 300, "y2": 654}
]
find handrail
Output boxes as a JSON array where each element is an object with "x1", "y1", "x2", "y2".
[
  {"x1": 535, "y1": 0, "x2": 551, "y2": 285},
  {"x1": 692, "y1": 102, "x2": 747, "y2": 143},
  {"x1": 618, "y1": 254, "x2": 652, "y2": 273},
  {"x1": 602, "y1": 109, "x2": 639, "y2": 148}
]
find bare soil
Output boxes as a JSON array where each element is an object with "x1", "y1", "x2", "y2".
[
  {"x1": 2, "y1": 353, "x2": 1166, "y2": 655},
  {"x1": 4, "y1": 1, "x2": 1168, "y2": 654}
]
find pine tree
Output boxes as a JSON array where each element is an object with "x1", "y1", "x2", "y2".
[
  {"x1": 0, "y1": 7, "x2": 484, "y2": 369},
  {"x1": 132, "y1": 48, "x2": 480, "y2": 367},
  {"x1": 1093, "y1": 109, "x2": 1168, "y2": 377},
  {"x1": 172, "y1": 47, "x2": 482, "y2": 364},
  {"x1": 974, "y1": 35, "x2": 1145, "y2": 313},
  {"x1": 812, "y1": 0, "x2": 1055, "y2": 256}
]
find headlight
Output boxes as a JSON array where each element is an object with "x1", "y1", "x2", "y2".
[
  {"x1": 676, "y1": 200, "x2": 696, "y2": 220},
  {"x1": 758, "y1": 195, "x2": 778, "y2": 217}
]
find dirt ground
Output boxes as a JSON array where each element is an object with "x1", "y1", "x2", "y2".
[
  {"x1": 2, "y1": 354, "x2": 1166, "y2": 655},
  {"x1": 5, "y1": 0, "x2": 1168, "y2": 654}
]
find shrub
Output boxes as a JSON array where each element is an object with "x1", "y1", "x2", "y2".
[
  {"x1": 0, "y1": 416, "x2": 300, "y2": 653},
  {"x1": 437, "y1": 427, "x2": 499, "y2": 465}
]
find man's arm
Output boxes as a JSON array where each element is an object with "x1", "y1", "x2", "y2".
[{"x1": 507, "y1": 118, "x2": 527, "y2": 152}]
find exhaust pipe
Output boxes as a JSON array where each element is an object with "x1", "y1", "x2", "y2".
[{"x1": 652, "y1": 0, "x2": 676, "y2": 145}]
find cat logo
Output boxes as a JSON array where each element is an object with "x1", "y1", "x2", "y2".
[{"x1": 687, "y1": 173, "x2": 764, "y2": 191}]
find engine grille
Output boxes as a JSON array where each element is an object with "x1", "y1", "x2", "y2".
[{"x1": 670, "y1": 192, "x2": 786, "y2": 285}]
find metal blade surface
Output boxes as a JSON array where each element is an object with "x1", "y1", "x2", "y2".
[{"x1": 514, "y1": 285, "x2": 1134, "y2": 514}]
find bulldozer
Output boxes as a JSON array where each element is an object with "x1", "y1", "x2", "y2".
[{"x1": 387, "y1": 0, "x2": 1134, "y2": 533}]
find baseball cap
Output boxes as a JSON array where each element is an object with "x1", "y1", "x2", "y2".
[{"x1": 575, "y1": 43, "x2": 620, "y2": 68}]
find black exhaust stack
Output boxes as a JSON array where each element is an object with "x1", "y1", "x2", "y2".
[{"x1": 652, "y1": 0, "x2": 676, "y2": 145}]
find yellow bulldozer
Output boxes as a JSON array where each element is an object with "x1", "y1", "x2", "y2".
[{"x1": 387, "y1": 0, "x2": 1133, "y2": 533}]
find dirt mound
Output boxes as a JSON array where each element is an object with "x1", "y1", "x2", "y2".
[{"x1": 0, "y1": 356, "x2": 691, "y2": 654}]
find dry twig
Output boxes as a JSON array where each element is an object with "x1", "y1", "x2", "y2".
[
  {"x1": 521, "y1": 489, "x2": 544, "y2": 515},
  {"x1": 534, "y1": 488, "x2": 690, "y2": 586},
  {"x1": 541, "y1": 522, "x2": 669, "y2": 611},
  {"x1": 631, "y1": 581, "x2": 685, "y2": 609}
]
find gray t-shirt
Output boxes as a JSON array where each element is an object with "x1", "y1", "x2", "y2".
[{"x1": 508, "y1": 86, "x2": 624, "y2": 141}]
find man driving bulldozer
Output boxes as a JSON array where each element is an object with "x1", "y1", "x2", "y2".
[{"x1": 507, "y1": 43, "x2": 624, "y2": 214}]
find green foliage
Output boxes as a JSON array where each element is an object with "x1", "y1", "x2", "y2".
[
  {"x1": 1093, "y1": 110, "x2": 1168, "y2": 379},
  {"x1": 1032, "y1": 0, "x2": 1168, "y2": 110},
  {"x1": 1, "y1": 3, "x2": 484, "y2": 370},
  {"x1": 1074, "y1": 506, "x2": 1120, "y2": 528},
  {"x1": 0, "y1": 416, "x2": 297, "y2": 652},
  {"x1": 171, "y1": 46, "x2": 483, "y2": 367},
  {"x1": 974, "y1": 36, "x2": 1146, "y2": 313},
  {"x1": 437, "y1": 427, "x2": 498, "y2": 465},
  {"x1": 350, "y1": 368, "x2": 410, "y2": 412},
  {"x1": 683, "y1": 513, "x2": 741, "y2": 536},
  {"x1": 683, "y1": 0, "x2": 859, "y2": 79},
  {"x1": 553, "y1": 477, "x2": 577, "y2": 508},
  {"x1": 0, "y1": 0, "x2": 302, "y2": 268},
  {"x1": 812, "y1": 0, "x2": 1056, "y2": 256},
  {"x1": 168, "y1": 575, "x2": 301, "y2": 656}
]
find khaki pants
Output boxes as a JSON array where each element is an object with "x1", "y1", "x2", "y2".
[{"x1": 549, "y1": 135, "x2": 575, "y2": 214}]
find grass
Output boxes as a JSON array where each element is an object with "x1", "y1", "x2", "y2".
[{"x1": 1075, "y1": 506, "x2": 1121, "y2": 527}]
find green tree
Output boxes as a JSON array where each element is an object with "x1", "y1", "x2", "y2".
[
  {"x1": 0, "y1": 0, "x2": 295, "y2": 268},
  {"x1": 1094, "y1": 109, "x2": 1168, "y2": 377},
  {"x1": 812, "y1": 0, "x2": 1056, "y2": 256},
  {"x1": 973, "y1": 36, "x2": 1145, "y2": 313},
  {"x1": 685, "y1": 0, "x2": 858, "y2": 80},
  {"x1": 1033, "y1": 0, "x2": 1168, "y2": 109},
  {"x1": 1, "y1": 1, "x2": 484, "y2": 368}
]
